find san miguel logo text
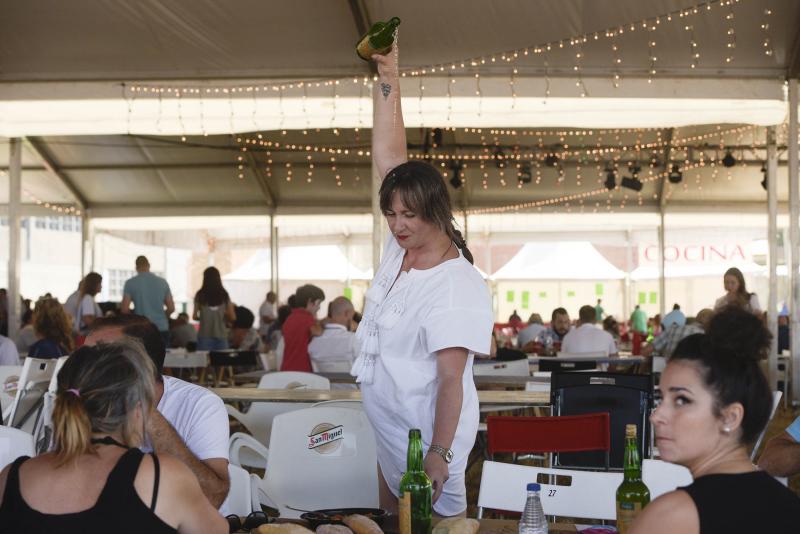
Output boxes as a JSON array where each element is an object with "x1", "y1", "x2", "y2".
[{"x1": 308, "y1": 424, "x2": 344, "y2": 451}]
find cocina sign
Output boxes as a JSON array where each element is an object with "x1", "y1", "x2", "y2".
[{"x1": 641, "y1": 243, "x2": 748, "y2": 264}]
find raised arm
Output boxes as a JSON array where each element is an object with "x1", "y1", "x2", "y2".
[{"x1": 372, "y1": 47, "x2": 407, "y2": 179}]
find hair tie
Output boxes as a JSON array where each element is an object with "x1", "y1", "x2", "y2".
[{"x1": 66, "y1": 388, "x2": 81, "y2": 398}]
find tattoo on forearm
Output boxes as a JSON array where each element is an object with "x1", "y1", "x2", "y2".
[{"x1": 380, "y1": 82, "x2": 392, "y2": 99}]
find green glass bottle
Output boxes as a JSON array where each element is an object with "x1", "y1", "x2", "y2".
[
  {"x1": 398, "y1": 429, "x2": 432, "y2": 534},
  {"x1": 356, "y1": 17, "x2": 401, "y2": 60},
  {"x1": 616, "y1": 424, "x2": 650, "y2": 534}
]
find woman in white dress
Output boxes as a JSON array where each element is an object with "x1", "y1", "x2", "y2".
[
  {"x1": 350, "y1": 45, "x2": 493, "y2": 517},
  {"x1": 713, "y1": 267, "x2": 761, "y2": 314}
]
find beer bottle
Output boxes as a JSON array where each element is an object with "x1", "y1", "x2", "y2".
[
  {"x1": 399, "y1": 429, "x2": 432, "y2": 534},
  {"x1": 616, "y1": 424, "x2": 650, "y2": 534},
  {"x1": 356, "y1": 17, "x2": 401, "y2": 60}
]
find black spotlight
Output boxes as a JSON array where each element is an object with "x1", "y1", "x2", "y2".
[
  {"x1": 668, "y1": 164, "x2": 683, "y2": 184},
  {"x1": 545, "y1": 153, "x2": 560, "y2": 167},
  {"x1": 604, "y1": 168, "x2": 617, "y2": 190},
  {"x1": 722, "y1": 150, "x2": 736, "y2": 168},
  {"x1": 761, "y1": 164, "x2": 767, "y2": 191},
  {"x1": 494, "y1": 147, "x2": 507, "y2": 169},
  {"x1": 621, "y1": 176, "x2": 643, "y2": 191},
  {"x1": 518, "y1": 163, "x2": 533, "y2": 184},
  {"x1": 432, "y1": 128, "x2": 444, "y2": 148},
  {"x1": 449, "y1": 160, "x2": 463, "y2": 189}
]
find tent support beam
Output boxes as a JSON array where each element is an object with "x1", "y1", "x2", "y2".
[
  {"x1": 270, "y1": 214, "x2": 279, "y2": 296},
  {"x1": 767, "y1": 125, "x2": 779, "y2": 390},
  {"x1": 790, "y1": 79, "x2": 800, "y2": 405},
  {"x1": 658, "y1": 128, "x2": 674, "y2": 210},
  {"x1": 7, "y1": 139, "x2": 22, "y2": 342},
  {"x1": 23, "y1": 137, "x2": 87, "y2": 210},
  {"x1": 244, "y1": 149, "x2": 278, "y2": 207}
]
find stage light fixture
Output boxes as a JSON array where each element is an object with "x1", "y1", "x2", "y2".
[
  {"x1": 722, "y1": 150, "x2": 736, "y2": 168},
  {"x1": 604, "y1": 168, "x2": 617, "y2": 190},
  {"x1": 448, "y1": 160, "x2": 463, "y2": 189},
  {"x1": 668, "y1": 164, "x2": 683, "y2": 184},
  {"x1": 518, "y1": 163, "x2": 532, "y2": 184},
  {"x1": 545, "y1": 153, "x2": 560, "y2": 167},
  {"x1": 621, "y1": 176, "x2": 643, "y2": 191},
  {"x1": 761, "y1": 164, "x2": 767, "y2": 191}
]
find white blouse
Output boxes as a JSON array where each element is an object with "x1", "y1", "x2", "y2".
[{"x1": 352, "y1": 233, "x2": 493, "y2": 516}]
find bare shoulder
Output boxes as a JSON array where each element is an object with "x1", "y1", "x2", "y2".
[{"x1": 629, "y1": 490, "x2": 698, "y2": 534}]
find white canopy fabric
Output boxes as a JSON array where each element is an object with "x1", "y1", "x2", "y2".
[
  {"x1": 491, "y1": 242, "x2": 626, "y2": 280},
  {"x1": 223, "y1": 246, "x2": 372, "y2": 281},
  {"x1": 630, "y1": 261, "x2": 765, "y2": 280}
]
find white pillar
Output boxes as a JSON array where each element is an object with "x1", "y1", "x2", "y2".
[
  {"x1": 7, "y1": 139, "x2": 21, "y2": 341},
  {"x1": 789, "y1": 79, "x2": 800, "y2": 405},
  {"x1": 81, "y1": 213, "x2": 89, "y2": 275},
  {"x1": 624, "y1": 229, "x2": 632, "y2": 320},
  {"x1": 270, "y1": 213, "x2": 279, "y2": 295},
  {"x1": 658, "y1": 214, "x2": 666, "y2": 317},
  {"x1": 371, "y1": 159, "x2": 382, "y2": 274},
  {"x1": 767, "y1": 125, "x2": 779, "y2": 389}
]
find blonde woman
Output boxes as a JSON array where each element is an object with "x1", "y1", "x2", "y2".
[
  {"x1": 0, "y1": 340, "x2": 227, "y2": 533},
  {"x1": 28, "y1": 297, "x2": 74, "y2": 359}
]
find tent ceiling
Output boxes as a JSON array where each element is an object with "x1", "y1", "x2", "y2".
[{"x1": 1, "y1": 1, "x2": 799, "y2": 215}]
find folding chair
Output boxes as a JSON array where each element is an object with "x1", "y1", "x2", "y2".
[
  {"x1": 31, "y1": 356, "x2": 69, "y2": 454},
  {"x1": 473, "y1": 358, "x2": 531, "y2": 377},
  {"x1": 226, "y1": 372, "x2": 331, "y2": 468},
  {"x1": 487, "y1": 413, "x2": 610, "y2": 469},
  {"x1": 221, "y1": 463, "x2": 261, "y2": 517},
  {"x1": 5, "y1": 358, "x2": 59, "y2": 432},
  {"x1": 244, "y1": 406, "x2": 379, "y2": 519},
  {"x1": 0, "y1": 365, "x2": 23, "y2": 422},
  {"x1": 0, "y1": 425, "x2": 35, "y2": 470},
  {"x1": 477, "y1": 460, "x2": 622, "y2": 520}
]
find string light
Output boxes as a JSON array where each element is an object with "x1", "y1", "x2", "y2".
[
  {"x1": 22, "y1": 190, "x2": 81, "y2": 216},
  {"x1": 724, "y1": 4, "x2": 736, "y2": 63},
  {"x1": 610, "y1": 33, "x2": 622, "y2": 88},
  {"x1": 761, "y1": 6, "x2": 774, "y2": 57},
  {"x1": 686, "y1": 24, "x2": 700, "y2": 69}
]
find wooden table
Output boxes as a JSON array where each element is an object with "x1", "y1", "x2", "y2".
[{"x1": 211, "y1": 387, "x2": 550, "y2": 406}]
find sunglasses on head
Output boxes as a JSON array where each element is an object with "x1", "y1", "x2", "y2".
[{"x1": 226, "y1": 511, "x2": 269, "y2": 533}]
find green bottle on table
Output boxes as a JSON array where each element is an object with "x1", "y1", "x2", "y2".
[
  {"x1": 616, "y1": 424, "x2": 650, "y2": 534},
  {"x1": 356, "y1": 17, "x2": 401, "y2": 60},
  {"x1": 399, "y1": 429, "x2": 432, "y2": 534}
]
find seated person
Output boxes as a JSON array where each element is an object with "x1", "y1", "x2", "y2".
[
  {"x1": 86, "y1": 315, "x2": 230, "y2": 510},
  {"x1": 28, "y1": 297, "x2": 74, "y2": 359},
  {"x1": 0, "y1": 340, "x2": 226, "y2": 533},
  {"x1": 169, "y1": 312, "x2": 197, "y2": 349},
  {"x1": 758, "y1": 414, "x2": 800, "y2": 477},
  {"x1": 662, "y1": 303, "x2": 686, "y2": 330},
  {"x1": 309, "y1": 296, "x2": 359, "y2": 373},
  {"x1": 535, "y1": 307, "x2": 572, "y2": 351},
  {"x1": 561, "y1": 305, "x2": 617, "y2": 356},
  {"x1": 229, "y1": 305, "x2": 264, "y2": 352},
  {"x1": 602, "y1": 315, "x2": 620, "y2": 344},
  {"x1": 629, "y1": 308, "x2": 800, "y2": 534},
  {"x1": 642, "y1": 308, "x2": 713, "y2": 359},
  {"x1": 516, "y1": 313, "x2": 545, "y2": 349}
]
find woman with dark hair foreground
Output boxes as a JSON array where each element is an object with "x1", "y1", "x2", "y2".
[
  {"x1": 630, "y1": 306, "x2": 800, "y2": 534},
  {"x1": 350, "y1": 43, "x2": 493, "y2": 517},
  {"x1": 0, "y1": 341, "x2": 226, "y2": 533}
]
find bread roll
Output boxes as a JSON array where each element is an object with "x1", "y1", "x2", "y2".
[
  {"x1": 316, "y1": 525, "x2": 353, "y2": 534},
  {"x1": 257, "y1": 523, "x2": 315, "y2": 534},
  {"x1": 432, "y1": 518, "x2": 480, "y2": 534},
  {"x1": 342, "y1": 514, "x2": 383, "y2": 534}
]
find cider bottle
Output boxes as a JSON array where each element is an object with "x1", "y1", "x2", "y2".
[
  {"x1": 616, "y1": 424, "x2": 650, "y2": 534},
  {"x1": 398, "y1": 429, "x2": 432, "y2": 534},
  {"x1": 356, "y1": 17, "x2": 401, "y2": 60}
]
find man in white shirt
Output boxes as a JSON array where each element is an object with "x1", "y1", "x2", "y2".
[
  {"x1": 561, "y1": 305, "x2": 618, "y2": 356},
  {"x1": 308, "y1": 296, "x2": 359, "y2": 373},
  {"x1": 86, "y1": 315, "x2": 230, "y2": 509},
  {"x1": 258, "y1": 291, "x2": 277, "y2": 342}
]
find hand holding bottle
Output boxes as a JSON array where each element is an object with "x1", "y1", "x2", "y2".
[
  {"x1": 423, "y1": 450, "x2": 449, "y2": 504},
  {"x1": 371, "y1": 43, "x2": 399, "y2": 82}
]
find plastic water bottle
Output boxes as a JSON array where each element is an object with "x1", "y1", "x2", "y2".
[{"x1": 518, "y1": 482, "x2": 548, "y2": 534}]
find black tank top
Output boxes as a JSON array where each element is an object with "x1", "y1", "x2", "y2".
[
  {"x1": 0, "y1": 448, "x2": 177, "y2": 534},
  {"x1": 681, "y1": 470, "x2": 800, "y2": 534}
]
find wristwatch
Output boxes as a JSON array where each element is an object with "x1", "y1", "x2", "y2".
[{"x1": 429, "y1": 445, "x2": 454, "y2": 464}]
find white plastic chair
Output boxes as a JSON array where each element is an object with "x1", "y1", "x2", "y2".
[
  {"x1": 641, "y1": 459, "x2": 693, "y2": 499},
  {"x1": 246, "y1": 406, "x2": 379, "y2": 519},
  {"x1": 6, "y1": 358, "x2": 59, "y2": 433},
  {"x1": 750, "y1": 391, "x2": 783, "y2": 460},
  {"x1": 311, "y1": 399, "x2": 363, "y2": 410},
  {"x1": 473, "y1": 358, "x2": 531, "y2": 377},
  {"x1": 226, "y1": 372, "x2": 331, "y2": 468},
  {"x1": 31, "y1": 356, "x2": 70, "y2": 454},
  {"x1": 221, "y1": 463, "x2": 261, "y2": 517},
  {"x1": 0, "y1": 425, "x2": 35, "y2": 469},
  {"x1": 0, "y1": 365, "x2": 23, "y2": 422},
  {"x1": 477, "y1": 460, "x2": 622, "y2": 520},
  {"x1": 652, "y1": 356, "x2": 667, "y2": 374}
]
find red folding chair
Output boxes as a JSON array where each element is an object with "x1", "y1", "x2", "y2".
[{"x1": 486, "y1": 412, "x2": 611, "y2": 470}]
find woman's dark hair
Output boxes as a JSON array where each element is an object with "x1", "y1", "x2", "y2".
[
  {"x1": 723, "y1": 267, "x2": 751, "y2": 307},
  {"x1": 671, "y1": 306, "x2": 772, "y2": 445},
  {"x1": 82, "y1": 272, "x2": 102, "y2": 297},
  {"x1": 276, "y1": 305, "x2": 291, "y2": 327},
  {"x1": 195, "y1": 266, "x2": 229, "y2": 307},
  {"x1": 33, "y1": 297, "x2": 74, "y2": 352},
  {"x1": 379, "y1": 161, "x2": 474, "y2": 264},
  {"x1": 233, "y1": 305, "x2": 255, "y2": 329}
]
